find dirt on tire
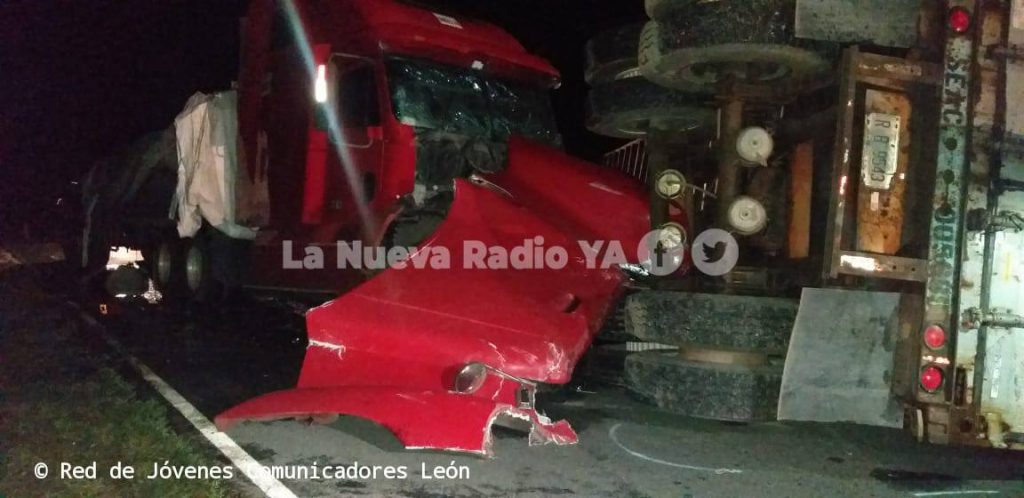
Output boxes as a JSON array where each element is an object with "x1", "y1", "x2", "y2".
[
  {"x1": 638, "y1": 0, "x2": 833, "y2": 94},
  {"x1": 625, "y1": 351, "x2": 783, "y2": 422},
  {"x1": 624, "y1": 290, "x2": 798, "y2": 353},
  {"x1": 586, "y1": 77, "x2": 714, "y2": 138},
  {"x1": 585, "y1": 23, "x2": 646, "y2": 84}
]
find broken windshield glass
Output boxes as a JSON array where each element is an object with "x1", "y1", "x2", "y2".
[{"x1": 386, "y1": 57, "x2": 561, "y2": 147}]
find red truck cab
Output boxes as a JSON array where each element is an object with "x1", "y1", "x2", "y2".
[
  {"x1": 215, "y1": 0, "x2": 652, "y2": 455},
  {"x1": 232, "y1": 0, "x2": 650, "y2": 293}
]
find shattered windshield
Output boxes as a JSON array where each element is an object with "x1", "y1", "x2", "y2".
[{"x1": 385, "y1": 57, "x2": 561, "y2": 147}]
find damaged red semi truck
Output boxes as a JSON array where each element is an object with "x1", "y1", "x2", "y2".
[
  {"x1": 81, "y1": 0, "x2": 654, "y2": 455},
  {"x1": 81, "y1": 0, "x2": 1024, "y2": 457}
]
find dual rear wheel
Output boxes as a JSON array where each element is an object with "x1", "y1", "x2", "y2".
[
  {"x1": 623, "y1": 291, "x2": 798, "y2": 422},
  {"x1": 151, "y1": 232, "x2": 220, "y2": 303},
  {"x1": 585, "y1": 0, "x2": 834, "y2": 142}
]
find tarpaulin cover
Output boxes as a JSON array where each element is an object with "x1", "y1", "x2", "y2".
[{"x1": 173, "y1": 91, "x2": 266, "y2": 240}]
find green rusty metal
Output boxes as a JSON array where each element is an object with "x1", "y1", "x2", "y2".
[{"x1": 921, "y1": 0, "x2": 976, "y2": 403}]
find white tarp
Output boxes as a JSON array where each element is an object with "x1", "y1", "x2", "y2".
[{"x1": 173, "y1": 91, "x2": 260, "y2": 240}]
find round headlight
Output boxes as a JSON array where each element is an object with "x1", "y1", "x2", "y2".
[
  {"x1": 453, "y1": 363, "x2": 488, "y2": 394},
  {"x1": 657, "y1": 222, "x2": 687, "y2": 251},
  {"x1": 655, "y1": 169, "x2": 686, "y2": 199}
]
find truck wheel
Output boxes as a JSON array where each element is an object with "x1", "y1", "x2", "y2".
[
  {"x1": 82, "y1": 212, "x2": 112, "y2": 276},
  {"x1": 152, "y1": 238, "x2": 187, "y2": 298},
  {"x1": 597, "y1": 298, "x2": 636, "y2": 342},
  {"x1": 624, "y1": 291, "x2": 797, "y2": 354},
  {"x1": 625, "y1": 351, "x2": 782, "y2": 421},
  {"x1": 184, "y1": 237, "x2": 221, "y2": 303},
  {"x1": 638, "y1": 1, "x2": 832, "y2": 94},
  {"x1": 586, "y1": 77, "x2": 714, "y2": 138},
  {"x1": 584, "y1": 23, "x2": 645, "y2": 84},
  {"x1": 644, "y1": 0, "x2": 696, "y2": 21}
]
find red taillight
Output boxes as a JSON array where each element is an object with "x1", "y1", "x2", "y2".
[
  {"x1": 923, "y1": 324, "x2": 947, "y2": 349},
  {"x1": 920, "y1": 366, "x2": 944, "y2": 392},
  {"x1": 948, "y1": 7, "x2": 971, "y2": 34}
]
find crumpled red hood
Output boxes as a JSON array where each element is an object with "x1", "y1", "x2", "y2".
[
  {"x1": 494, "y1": 136, "x2": 651, "y2": 248},
  {"x1": 302, "y1": 179, "x2": 627, "y2": 386},
  {"x1": 216, "y1": 139, "x2": 650, "y2": 455},
  {"x1": 300, "y1": 138, "x2": 649, "y2": 386}
]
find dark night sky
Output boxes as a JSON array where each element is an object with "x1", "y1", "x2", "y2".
[{"x1": 0, "y1": 0, "x2": 645, "y2": 226}]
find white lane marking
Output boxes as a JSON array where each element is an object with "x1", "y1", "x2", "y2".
[
  {"x1": 608, "y1": 423, "x2": 743, "y2": 475},
  {"x1": 912, "y1": 491, "x2": 1000, "y2": 497},
  {"x1": 76, "y1": 309, "x2": 298, "y2": 498}
]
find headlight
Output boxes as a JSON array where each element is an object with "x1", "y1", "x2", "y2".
[
  {"x1": 655, "y1": 169, "x2": 686, "y2": 199},
  {"x1": 657, "y1": 222, "x2": 687, "y2": 250},
  {"x1": 453, "y1": 363, "x2": 488, "y2": 394}
]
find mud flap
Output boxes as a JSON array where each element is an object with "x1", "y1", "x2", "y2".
[{"x1": 777, "y1": 288, "x2": 903, "y2": 428}]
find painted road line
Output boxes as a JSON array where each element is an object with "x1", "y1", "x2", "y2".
[
  {"x1": 75, "y1": 308, "x2": 298, "y2": 498},
  {"x1": 608, "y1": 423, "x2": 743, "y2": 475},
  {"x1": 912, "y1": 491, "x2": 1000, "y2": 497}
]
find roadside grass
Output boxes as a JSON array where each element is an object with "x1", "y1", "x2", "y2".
[{"x1": 0, "y1": 268, "x2": 240, "y2": 497}]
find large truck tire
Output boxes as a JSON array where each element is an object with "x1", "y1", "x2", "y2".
[
  {"x1": 625, "y1": 351, "x2": 783, "y2": 421},
  {"x1": 586, "y1": 77, "x2": 714, "y2": 138},
  {"x1": 624, "y1": 291, "x2": 797, "y2": 354},
  {"x1": 81, "y1": 204, "x2": 112, "y2": 276},
  {"x1": 151, "y1": 237, "x2": 188, "y2": 299},
  {"x1": 638, "y1": 0, "x2": 832, "y2": 94},
  {"x1": 584, "y1": 23, "x2": 645, "y2": 84},
  {"x1": 597, "y1": 297, "x2": 636, "y2": 343},
  {"x1": 183, "y1": 236, "x2": 222, "y2": 303},
  {"x1": 644, "y1": 0, "x2": 696, "y2": 21}
]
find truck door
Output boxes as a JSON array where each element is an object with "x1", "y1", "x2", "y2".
[{"x1": 303, "y1": 56, "x2": 383, "y2": 243}]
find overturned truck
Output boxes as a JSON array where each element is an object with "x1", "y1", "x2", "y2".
[{"x1": 587, "y1": 0, "x2": 1024, "y2": 449}]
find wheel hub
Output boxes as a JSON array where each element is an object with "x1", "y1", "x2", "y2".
[{"x1": 686, "y1": 60, "x2": 790, "y2": 85}]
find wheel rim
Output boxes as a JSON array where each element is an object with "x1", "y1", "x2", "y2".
[
  {"x1": 685, "y1": 60, "x2": 790, "y2": 85},
  {"x1": 156, "y1": 244, "x2": 173, "y2": 285},
  {"x1": 185, "y1": 244, "x2": 203, "y2": 292}
]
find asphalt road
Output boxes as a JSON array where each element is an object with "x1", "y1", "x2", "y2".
[{"x1": 89, "y1": 296, "x2": 1024, "y2": 498}]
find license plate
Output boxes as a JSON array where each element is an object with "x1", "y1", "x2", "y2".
[{"x1": 861, "y1": 113, "x2": 901, "y2": 190}]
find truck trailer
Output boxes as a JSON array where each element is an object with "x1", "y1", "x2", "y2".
[{"x1": 587, "y1": 0, "x2": 1024, "y2": 449}]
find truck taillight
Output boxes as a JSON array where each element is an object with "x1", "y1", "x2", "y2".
[
  {"x1": 948, "y1": 7, "x2": 971, "y2": 34},
  {"x1": 315, "y1": 64, "x2": 328, "y2": 103},
  {"x1": 920, "y1": 365, "x2": 944, "y2": 392},
  {"x1": 923, "y1": 324, "x2": 947, "y2": 349}
]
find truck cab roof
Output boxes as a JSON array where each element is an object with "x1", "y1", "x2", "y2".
[{"x1": 302, "y1": 0, "x2": 560, "y2": 86}]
